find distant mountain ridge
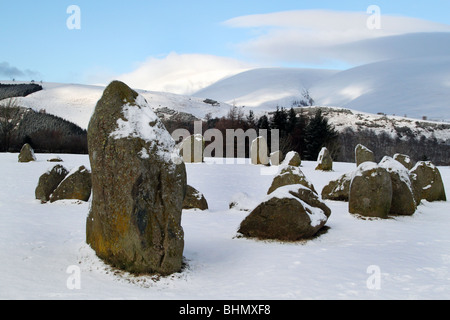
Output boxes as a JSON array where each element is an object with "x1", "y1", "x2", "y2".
[{"x1": 194, "y1": 57, "x2": 450, "y2": 122}]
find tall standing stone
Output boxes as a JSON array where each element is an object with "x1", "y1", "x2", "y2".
[
  {"x1": 379, "y1": 156, "x2": 416, "y2": 216},
  {"x1": 315, "y1": 147, "x2": 333, "y2": 171},
  {"x1": 349, "y1": 162, "x2": 392, "y2": 219},
  {"x1": 393, "y1": 153, "x2": 414, "y2": 170},
  {"x1": 355, "y1": 144, "x2": 375, "y2": 167},
  {"x1": 86, "y1": 81, "x2": 187, "y2": 276},
  {"x1": 410, "y1": 161, "x2": 446, "y2": 203}
]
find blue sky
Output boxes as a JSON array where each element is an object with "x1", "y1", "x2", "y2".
[{"x1": 1, "y1": 0, "x2": 450, "y2": 87}]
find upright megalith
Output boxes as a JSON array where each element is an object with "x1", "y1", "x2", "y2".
[
  {"x1": 283, "y1": 151, "x2": 301, "y2": 167},
  {"x1": 86, "y1": 81, "x2": 187, "y2": 276},
  {"x1": 251, "y1": 136, "x2": 269, "y2": 165},
  {"x1": 321, "y1": 172, "x2": 352, "y2": 202},
  {"x1": 379, "y1": 156, "x2": 416, "y2": 216},
  {"x1": 355, "y1": 144, "x2": 375, "y2": 167},
  {"x1": 410, "y1": 161, "x2": 446, "y2": 203},
  {"x1": 50, "y1": 165, "x2": 92, "y2": 203},
  {"x1": 393, "y1": 153, "x2": 414, "y2": 170},
  {"x1": 315, "y1": 147, "x2": 332, "y2": 171},
  {"x1": 18, "y1": 143, "x2": 36, "y2": 163},
  {"x1": 35, "y1": 165, "x2": 69, "y2": 203},
  {"x1": 349, "y1": 162, "x2": 392, "y2": 219}
]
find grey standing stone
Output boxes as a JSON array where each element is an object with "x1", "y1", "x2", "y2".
[
  {"x1": 50, "y1": 165, "x2": 92, "y2": 203},
  {"x1": 35, "y1": 165, "x2": 69, "y2": 203},
  {"x1": 349, "y1": 162, "x2": 392, "y2": 219},
  {"x1": 355, "y1": 144, "x2": 375, "y2": 167},
  {"x1": 86, "y1": 81, "x2": 186, "y2": 276},
  {"x1": 18, "y1": 144, "x2": 36, "y2": 163}
]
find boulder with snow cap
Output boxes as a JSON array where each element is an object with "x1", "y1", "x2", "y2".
[
  {"x1": 393, "y1": 153, "x2": 414, "y2": 170},
  {"x1": 379, "y1": 156, "x2": 416, "y2": 216},
  {"x1": 283, "y1": 151, "x2": 301, "y2": 167},
  {"x1": 321, "y1": 172, "x2": 352, "y2": 202},
  {"x1": 355, "y1": 144, "x2": 375, "y2": 167},
  {"x1": 410, "y1": 161, "x2": 446, "y2": 203},
  {"x1": 35, "y1": 165, "x2": 69, "y2": 203},
  {"x1": 183, "y1": 185, "x2": 208, "y2": 211},
  {"x1": 86, "y1": 80, "x2": 186, "y2": 276},
  {"x1": 49, "y1": 165, "x2": 92, "y2": 203},
  {"x1": 268, "y1": 164, "x2": 316, "y2": 195},
  {"x1": 349, "y1": 162, "x2": 392, "y2": 219},
  {"x1": 238, "y1": 184, "x2": 331, "y2": 241}
]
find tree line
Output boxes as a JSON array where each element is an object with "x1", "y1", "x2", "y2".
[
  {"x1": 163, "y1": 105, "x2": 340, "y2": 161},
  {"x1": 0, "y1": 98, "x2": 87, "y2": 154}
]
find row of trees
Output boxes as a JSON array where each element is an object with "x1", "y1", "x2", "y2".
[
  {"x1": 0, "y1": 98, "x2": 88, "y2": 154},
  {"x1": 164, "y1": 105, "x2": 340, "y2": 161},
  {"x1": 0, "y1": 83, "x2": 43, "y2": 100}
]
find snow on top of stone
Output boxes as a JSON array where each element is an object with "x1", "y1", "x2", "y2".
[
  {"x1": 263, "y1": 184, "x2": 327, "y2": 228},
  {"x1": 379, "y1": 156, "x2": 413, "y2": 193},
  {"x1": 284, "y1": 151, "x2": 297, "y2": 162},
  {"x1": 356, "y1": 144, "x2": 372, "y2": 152},
  {"x1": 110, "y1": 94, "x2": 181, "y2": 164},
  {"x1": 411, "y1": 160, "x2": 436, "y2": 172},
  {"x1": 352, "y1": 161, "x2": 379, "y2": 179},
  {"x1": 317, "y1": 147, "x2": 327, "y2": 161},
  {"x1": 394, "y1": 153, "x2": 411, "y2": 163}
]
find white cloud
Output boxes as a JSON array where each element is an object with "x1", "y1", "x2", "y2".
[
  {"x1": 0, "y1": 62, "x2": 41, "y2": 80},
  {"x1": 114, "y1": 53, "x2": 254, "y2": 95},
  {"x1": 224, "y1": 10, "x2": 450, "y2": 65}
]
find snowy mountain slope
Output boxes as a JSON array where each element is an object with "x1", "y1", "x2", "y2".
[
  {"x1": 6, "y1": 82, "x2": 232, "y2": 130},
  {"x1": 193, "y1": 67, "x2": 339, "y2": 109},
  {"x1": 310, "y1": 56, "x2": 450, "y2": 122},
  {"x1": 299, "y1": 106, "x2": 450, "y2": 142},
  {"x1": 193, "y1": 58, "x2": 450, "y2": 122}
]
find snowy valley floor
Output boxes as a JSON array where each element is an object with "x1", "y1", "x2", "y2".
[{"x1": 0, "y1": 153, "x2": 449, "y2": 300}]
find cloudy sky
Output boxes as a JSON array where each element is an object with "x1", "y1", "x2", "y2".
[{"x1": 1, "y1": 0, "x2": 450, "y2": 94}]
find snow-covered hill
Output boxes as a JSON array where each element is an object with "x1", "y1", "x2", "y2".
[
  {"x1": 194, "y1": 67, "x2": 338, "y2": 110},
  {"x1": 6, "y1": 82, "x2": 233, "y2": 130},
  {"x1": 310, "y1": 56, "x2": 450, "y2": 122},
  {"x1": 194, "y1": 58, "x2": 450, "y2": 122}
]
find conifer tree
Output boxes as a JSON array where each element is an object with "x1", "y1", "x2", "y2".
[{"x1": 303, "y1": 109, "x2": 338, "y2": 160}]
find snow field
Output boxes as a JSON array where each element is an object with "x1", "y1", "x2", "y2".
[{"x1": 0, "y1": 153, "x2": 449, "y2": 300}]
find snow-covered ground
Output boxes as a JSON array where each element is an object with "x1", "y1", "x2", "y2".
[{"x1": 1, "y1": 153, "x2": 449, "y2": 300}]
